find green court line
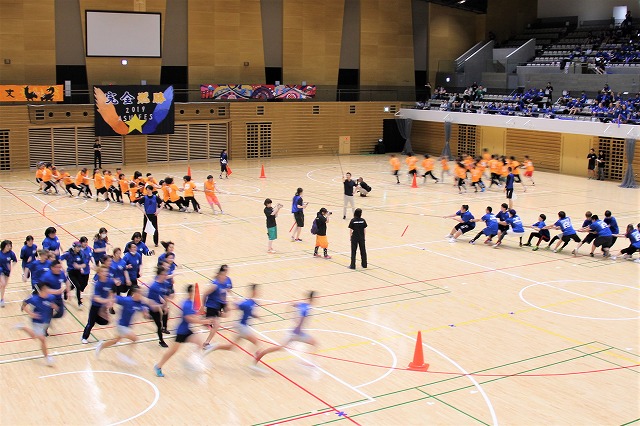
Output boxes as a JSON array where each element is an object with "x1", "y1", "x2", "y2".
[
  {"x1": 416, "y1": 388, "x2": 490, "y2": 425},
  {"x1": 595, "y1": 341, "x2": 640, "y2": 358},
  {"x1": 621, "y1": 418, "x2": 640, "y2": 426},
  {"x1": 251, "y1": 410, "x2": 332, "y2": 426},
  {"x1": 572, "y1": 346, "x2": 640, "y2": 375}
]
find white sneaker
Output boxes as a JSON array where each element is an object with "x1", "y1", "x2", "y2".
[
  {"x1": 448, "y1": 237, "x2": 457, "y2": 243},
  {"x1": 45, "y1": 356, "x2": 55, "y2": 366},
  {"x1": 117, "y1": 353, "x2": 137, "y2": 366},
  {"x1": 623, "y1": 254, "x2": 632, "y2": 259},
  {"x1": 95, "y1": 341, "x2": 104, "y2": 358},
  {"x1": 634, "y1": 259, "x2": 640, "y2": 263},
  {"x1": 203, "y1": 343, "x2": 218, "y2": 357},
  {"x1": 445, "y1": 234, "x2": 453, "y2": 239},
  {"x1": 610, "y1": 256, "x2": 617, "y2": 260},
  {"x1": 12, "y1": 323, "x2": 25, "y2": 331},
  {"x1": 81, "y1": 339, "x2": 89, "y2": 344},
  {"x1": 249, "y1": 364, "x2": 268, "y2": 374}
]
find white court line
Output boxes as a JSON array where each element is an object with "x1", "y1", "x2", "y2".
[
  {"x1": 0, "y1": 203, "x2": 111, "y2": 236},
  {"x1": 180, "y1": 223, "x2": 202, "y2": 234},
  {"x1": 32, "y1": 195, "x2": 58, "y2": 211},
  {"x1": 39, "y1": 370, "x2": 160, "y2": 426},
  {"x1": 417, "y1": 244, "x2": 639, "y2": 316}
]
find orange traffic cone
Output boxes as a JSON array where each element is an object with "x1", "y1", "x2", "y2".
[
  {"x1": 193, "y1": 282, "x2": 202, "y2": 312},
  {"x1": 408, "y1": 331, "x2": 429, "y2": 371},
  {"x1": 259, "y1": 164, "x2": 266, "y2": 178},
  {"x1": 411, "y1": 174, "x2": 418, "y2": 188},
  {"x1": 187, "y1": 165, "x2": 192, "y2": 177}
]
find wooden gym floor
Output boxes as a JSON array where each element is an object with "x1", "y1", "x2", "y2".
[{"x1": 0, "y1": 155, "x2": 638, "y2": 425}]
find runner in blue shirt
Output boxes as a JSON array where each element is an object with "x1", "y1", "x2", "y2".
[
  {"x1": 92, "y1": 227, "x2": 110, "y2": 266},
  {"x1": 444, "y1": 204, "x2": 476, "y2": 242},
  {"x1": 123, "y1": 242, "x2": 143, "y2": 294},
  {"x1": 523, "y1": 214, "x2": 550, "y2": 251},
  {"x1": 469, "y1": 206, "x2": 500, "y2": 244},
  {"x1": 42, "y1": 226, "x2": 62, "y2": 259},
  {"x1": 0, "y1": 240, "x2": 18, "y2": 307},
  {"x1": 19, "y1": 235, "x2": 37, "y2": 283},
  {"x1": 202, "y1": 264, "x2": 233, "y2": 349},
  {"x1": 147, "y1": 266, "x2": 171, "y2": 347},
  {"x1": 96, "y1": 286, "x2": 159, "y2": 365},
  {"x1": 61, "y1": 242, "x2": 88, "y2": 308},
  {"x1": 505, "y1": 167, "x2": 515, "y2": 209},
  {"x1": 154, "y1": 284, "x2": 216, "y2": 377},
  {"x1": 611, "y1": 223, "x2": 640, "y2": 262},
  {"x1": 15, "y1": 283, "x2": 58, "y2": 365},
  {"x1": 255, "y1": 290, "x2": 318, "y2": 365},
  {"x1": 40, "y1": 260, "x2": 70, "y2": 320},
  {"x1": 544, "y1": 211, "x2": 581, "y2": 253},
  {"x1": 81, "y1": 266, "x2": 114, "y2": 344}
]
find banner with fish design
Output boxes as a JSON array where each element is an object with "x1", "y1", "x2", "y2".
[
  {"x1": 94, "y1": 85, "x2": 174, "y2": 136},
  {"x1": 200, "y1": 84, "x2": 316, "y2": 100}
]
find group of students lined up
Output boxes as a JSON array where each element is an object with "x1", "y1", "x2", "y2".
[
  {"x1": 444, "y1": 204, "x2": 640, "y2": 261},
  {"x1": 1, "y1": 225, "x2": 318, "y2": 375},
  {"x1": 33, "y1": 162, "x2": 224, "y2": 214},
  {"x1": 390, "y1": 149, "x2": 535, "y2": 194}
]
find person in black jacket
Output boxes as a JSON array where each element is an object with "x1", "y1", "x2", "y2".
[
  {"x1": 356, "y1": 178, "x2": 372, "y2": 197},
  {"x1": 348, "y1": 208, "x2": 367, "y2": 269}
]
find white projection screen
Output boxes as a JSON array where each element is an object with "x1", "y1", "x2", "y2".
[{"x1": 86, "y1": 11, "x2": 161, "y2": 57}]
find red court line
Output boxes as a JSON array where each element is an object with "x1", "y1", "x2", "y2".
[{"x1": 264, "y1": 408, "x2": 334, "y2": 425}]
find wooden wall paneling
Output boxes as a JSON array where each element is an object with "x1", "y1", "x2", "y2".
[
  {"x1": 410, "y1": 121, "x2": 446, "y2": 155},
  {"x1": 597, "y1": 137, "x2": 625, "y2": 181},
  {"x1": 478, "y1": 126, "x2": 506, "y2": 156},
  {"x1": 505, "y1": 128, "x2": 561, "y2": 172},
  {"x1": 147, "y1": 134, "x2": 169, "y2": 163},
  {"x1": 0, "y1": 106, "x2": 29, "y2": 169},
  {"x1": 632, "y1": 140, "x2": 640, "y2": 185},
  {"x1": 560, "y1": 134, "x2": 594, "y2": 177},
  {"x1": 283, "y1": 0, "x2": 344, "y2": 86},
  {"x1": 360, "y1": 0, "x2": 415, "y2": 88},
  {"x1": 123, "y1": 135, "x2": 148, "y2": 165},
  {"x1": 188, "y1": 0, "x2": 265, "y2": 91}
]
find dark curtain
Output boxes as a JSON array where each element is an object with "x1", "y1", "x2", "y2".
[
  {"x1": 620, "y1": 138, "x2": 638, "y2": 188},
  {"x1": 441, "y1": 121, "x2": 453, "y2": 160},
  {"x1": 395, "y1": 117, "x2": 413, "y2": 154}
]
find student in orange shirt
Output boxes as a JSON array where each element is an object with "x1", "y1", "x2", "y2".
[
  {"x1": 35, "y1": 162, "x2": 45, "y2": 191},
  {"x1": 93, "y1": 169, "x2": 109, "y2": 202},
  {"x1": 439, "y1": 156, "x2": 451, "y2": 183},
  {"x1": 180, "y1": 175, "x2": 200, "y2": 213},
  {"x1": 59, "y1": 168, "x2": 81, "y2": 197},
  {"x1": 454, "y1": 162, "x2": 468, "y2": 194},
  {"x1": 128, "y1": 182, "x2": 140, "y2": 204},
  {"x1": 499, "y1": 157, "x2": 510, "y2": 184},
  {"x1": 509, "y1": 156, "x2": 527, "y2": 192},
  {"x1": 470, "y1": 164, "x2": 486, "y2": 192},
  {"x1": 145, "y1": 173, "x2": 160, "y2": 195},
  {"x1": 51, "y1": 166, "x2": 63, "y2": 193},
  {"x1": 523, "y1": 155, "x2": 535, "y2": 185},
  {"x1": 405, "y1": 153, "x2": 418, "y2": 181},
  {"x1": 204, "y1": 175, "x2": 223, "y2": 214},
  {"x1": 76, "y1": 168, "x2": 91, "y2": 198},
  {"x1": 117, "y1": 174, "x2": 129, "y2": 204},
  {"x1": 488, "y1": 155, "x2": 501, "y2": 188},
  {"x1": 104, "y1": 170, "x2": 121, "y2": 203},
  {"x1": 41, "y1": 163, "x2": 58, "y2": 195},
  {"x1": 389, "y1": 154, "x2": 401, "y2": 184},
  {"x1": 421, "y1": 154, "x2": 439, "y2": 183},
  {"x1": 164, "y1": 177, "x2": 186, "y2": 211}
]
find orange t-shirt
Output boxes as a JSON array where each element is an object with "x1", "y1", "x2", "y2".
[
  {"x1": 464, "y1": 157, "x2": 473, "y2": 170},
  {"x1": 35, "y1": 168, "x2": 44, "y2": 179},
  {"x1": 61, "y1": 172, "x2": 73, "y2": 185},
  {"x1": 119, "y1": 179, "x2": 129, "y2": 195},
  {"x1": 204, "y1": 180, "x2": 216, "y2": 194},
  {"x1": 455, "y1": 166, "x2": 467, "y2": 179},
  {"x1": 169, "y1": 184, "x2": 180, "y2": 202},
  {"x1": 104, "y1": 174, "x2": 115, "y2": 188},
  {"x1": 501, "y1": 164, "x2": 509, "y2": 177},
  {"x1": 42, "y1": 168, "x2": 52, "y2": 182},
  {"x1": 440, "y1": 158, "x2": 450, "y2": 171},
  {"x1": 525, "y1": 160, "x2": 534, "y2": 172},
  {"x1": 421, "y1": 158, "x2": 434, "y2": 171},
  {"x1": 489, "y1": 159, "x2": 500, "y2": 174},
  {"x1": 161, "y1": 185, "x2": 170, "y2": 202},
  {"x1": 129, "y1": 189, "x2": 138, "y2": 202},
  {"x1": 510, "y1": 160, "x2": 521, "y2": 175},
  {"x1": 482, "y1": 152, "x2": 491, "y2": 163},
  {"x1": 184, "y1": 181, "x2": 196, "y2": 197},
  {"x1": 405, "y1": 157, "x2": 418, "y2": 171},
  {"x1": 390, "y1": 157, "x2": 401, "y2": 171},
  {"x1": 471, "y1": 168, "x2": 482, "y2": 182},
  {"x1": 75, "y1": 171, "x2": 85, "y2": 186},
  {"x1": 94, "y1": 173, "x2": 105, "y2": 189}
]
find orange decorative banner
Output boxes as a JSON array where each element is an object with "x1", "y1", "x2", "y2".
[{"x1": 0, "y1": 85, "x2": 63, "y2": 102}]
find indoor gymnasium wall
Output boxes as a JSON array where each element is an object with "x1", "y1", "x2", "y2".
[
  {"x1": 560, "y1": 134, "x2": 596, "y2": 177},
  {"x1": 78, "y1": 0, "x2": 166, "y2": 87},
  {"x1": 0, "y1": 0, "x2": 56, "y2": 85},
  {"x1": 505, "y1": 128, "x2": 561, "y2": 172},
  {"x1": 0, "y1": 105, "x2": 29, "y2": 170},
  {"x1": 187, "y1": 0, "x2": 265, "y2": 87}
]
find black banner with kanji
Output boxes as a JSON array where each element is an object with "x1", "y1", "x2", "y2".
[{"x1": 94, "y1": 85, "x2": 174, "y2": 136}]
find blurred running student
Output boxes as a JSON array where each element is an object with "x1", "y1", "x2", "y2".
[
  {"x1": 313, "y1": 208, "x2": 332, "y2": 259},
  {"x1": 0, "y1": 240, "x2": 17, "y2": 307},
  {"x1": 15, "y1": 283, "x2": 58, "y2": 365},
  {"x1": 93, "y1": 227, "x2": 110, "y2": 266},
  {"x1": 202, "y1": 264, "x2": 233, "y2": 349},
  {"x1": 20, "y1": 235, "x2": 37, "y2": 282},
  {"x1": 440, "y1": 156, "x2": 451, "y2": 183},
  {"x1": 80, "y1": 266, "x2": 114, "y2": 344},
  {"x1": 523, "y1": 156, "x2": 535, "y2": 185},
  {"x1": 406, "y1": 153, "x2": 418, "y2": 181},
  {"x1": 291, "y1": 188, "x2": 308, "y2": 242},
  {"x1": 454, "y1": 162, "x2": 467, "y2": 194},
  {"x1": 264, "y1": 198, "x2": 283, "y2": 254},
  {"x1": 389, "y1": 154, "x2": 401, "y2": 184},
  {"x1": 421, "y1": 154, "x2": 439, "y2": 183},
  {"x1": 60, "y1": 242, "x2": 88, "y2": 308},
  {"x1": 348, "y1": 208, "x2": 367, "y2": 269},
  {"x1": 356, "y1": 178, "x2": 372, "y2": 196}
]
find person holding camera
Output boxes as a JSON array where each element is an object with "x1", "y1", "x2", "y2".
[
  {"x1": 264, "y1": 198, "x2": 283, "y2": 254},
  {"x1": 291, "y1": 188, "x2": 308, "y2": 241},
  {"x1": 313, "y1": 208, "x2": 332, "y2": 259},
  {"x1": 348, "y1": 208, "x2": 367, "y2": 269}
]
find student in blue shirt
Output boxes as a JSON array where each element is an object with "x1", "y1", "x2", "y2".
[
  {"x1": 523, "y1": 214, "x2": 550, "y2": 251},
  {"x1": 40, "y1": 260, "x2": 70, "y2": 320},
  {"x1": 571, "y1": 211, "x2": 596, "y2": 255},
  {"x1": 96, "y1": 285, "x2": 159, "y2": 365},
  {"x1": 494, "y1": 203, "x2": 510, "y2": 244},
  {"x1": 80, "y1": 265, "x2": 114, "y2": 344},
  {"x1": 20, "y1": 235, "x2": 37, "y2": 283},
  {"x1": 60, "y1": 242, "x2": 88, "y2": 308},
  {"x1": 28, "y1": 250, "x2": 51, "y2": 294},
  {"x1": 255, "y1": 290, "x2": 318, "y2": 364},
  {"x1": 611, "y1": 223, "x2": 640, "y2": 262},
  {"x1": 123, "y1": 242, "x2": 143, "y2": 294},
  {"x1": 137, "y1": 185, "x2": 163, "y2": 247},
  {"x1": 544, "y1": 211, "x2": 581, "y2": 253},
  {"x1": 494, "y1": 209, "x2": 526, "y2": 248},
  {"x1": 130, "y1": 231, "x2": 154, "y2": 262},
  {"x1": 147, "y1": 266, "x2": 171, "y2": 347},
  {"x1": 505, "y1": 167, "x2": 515, "y2": 209},
  {"x1": 202, "y1": 264, "x2": 233, "y2": 349},
  {"x1": 580, "y1": 214, "x2": 613, "y2": 257},
  {"x1": 468, "y1": 206, "x2": 500, "y2": 244},
  {"x1": 15, "y1": 283, "x2": 58, "y2": 366},
  {"x1": 92, "y1": 227, "x2": 110, "y2": 266},
  {"x1": 290, "y1": 187, "x2": 308, "y2": 242},
  {"x1": 154, "y1": 284, "x2": 217, "y2": 377},
  {"x1": 444, "y1": 204, "x2": 476, "y2": 242},
  {"x1": 0, "y1": 240, "x2": 17, "y2": 307},
  {"x1": 604, "y1": 210, "x2": 619, "y2": 247},
  {"x1": 157, "y1": 240, "x2": 175, "y2": 266},
  {"x1": 42, "y1": 226, "x2": 62, "y2": 259}
]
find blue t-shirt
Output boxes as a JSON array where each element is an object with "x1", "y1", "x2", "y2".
[
  {"x1": 506, "y1": 215, "x2": 525, "y2": 233},
  {"x1": 291, "y1": 195, "x2": 303, "y2": 213},
  {"x1": 92, "y1": 277, "x2": 114, "y2": 307},
  {"x1": 293, "y1": 302, "x2": 310, "y2": 334},
  {"x1": 481, "y1": 213, "x2": 499, "y2": 234},
  {"x1": 109, "y1": 258, "x2": 126, "y2": 284},
  {"x1": 496, "y1": 210, "x2": 509, "y2": 222},
  {"x1": 133, "y1": 241, "x2": 151, "y2": 256},
  {"x1": 41, "y1": 270, "x2": 67, "y2": 303},
  {"x1": 28, "y1": 259, "x2": 50, "y2": 286},
  {"x1": 142, "y1": 195, "x2": 160, "y2": 215},
  {"x1": 237, "y1": 298, "x2": 257, "y2": 326},
  {"x1": 81, "y1": 247, "x2": 92, "y2": 274},
  {"x1": 61, "y1": 250, "x2": 84, "y2": 273},
  {"x1": 123, "y1": 252, "x2": 142, "y2": 280},
  {"x1": 116, "y1": 295, "x2": 146, "y2": 327},
  {"x1": 93, "y1": 239, "x2": 107, "y2": 263},
  {"x1": 0, "y1": 250, "x2": 17, "y2": 275},
  {"x1": 147, "y1": 280, "x2": 167, "y2": 304},
  {"x1": 581, "y1": 219, "x2": 592, "y2": 228},
  {"x1": 24, "y1": 294, "x2": 56, "y2": 324},
  {"x1": 204, "y1": 277, "x2": 233, "y2": 309},
  {"x1": 177, "y1": 299, "x2": 196, "y2": 334},
  {"x1": 456, "y1": 210, "x2": 475, "y2": 223},
  {"x1": 505, "y1": 173, "x2": 515, "y2": 189},
  {"x1": 627, "y1": 229, "x2": 640, "y2": 248},
  {"x1": 20, "y1": 244, "x2": 38, "y2": 268},
  {"x1": 532, "y1": 221, "x2": 550, "y2": 239},
  {"x1": 42, "y1": 236, "x2": 61, "y2": 258},
  {"x1": 555, "y1": 218, "x2": 576, "y2": 236},
  {"x1": 589, "y1": 220, "x2": 613, "y2": 237},
  {"x1": 604, "y1": 216, "x2": 619, "y2": 234}
]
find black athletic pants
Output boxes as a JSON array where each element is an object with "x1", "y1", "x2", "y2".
[
  {"x1": 350, "y1": 238, "x2": 367, "y2": 268},
  {"x1": 142, "y1": 214, "x2": 159, "y2": 246}
]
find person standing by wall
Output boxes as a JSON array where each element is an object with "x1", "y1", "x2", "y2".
[
  {"x1": 137, "y1": 185, "x2": 162, "y2": 247},
  {"x1": 342, "y1": 173, "x2": 357, "y2": 220},
  {"x1": 596, "y1": 149, "x2": 607, "y2": 181},
  {"x1": 587, "y1": 148, "x2": 597, "y2": 179},
  {"x1": 219, "y1": 149, "x2": 229, "y2": 179},
  {"x1": 93, "y1": 139, "x2": 102, "y2": 169},
  {"x1": 291, "y1": 188, "x2": 308, "y2": 242},
  {"x1": 348, "y1": 208, "x2": 367, "y2": 269}
]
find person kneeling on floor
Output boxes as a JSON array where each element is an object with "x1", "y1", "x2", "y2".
[{"x1": 356, "y1": 178, "x2": 372, "y2": 197}]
